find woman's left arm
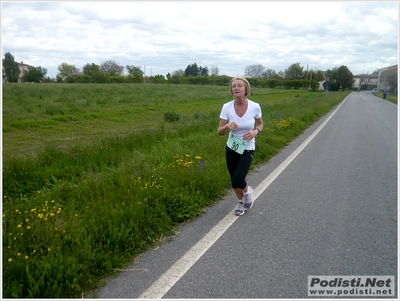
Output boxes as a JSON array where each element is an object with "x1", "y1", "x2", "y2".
[
  {"x1": 244, "y1": 117, "x2": 264, "y2": 141},
  {"x1": 255, "y1": 117, "x2": 263, "y2": 133}
]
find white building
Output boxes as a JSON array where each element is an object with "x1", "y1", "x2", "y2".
[
  {"x1": 353, "y1": 73, "x2": 378, "y2": 89},
  {"x1": 2, "y1": 60, "x2": 35, "y2": 83}
]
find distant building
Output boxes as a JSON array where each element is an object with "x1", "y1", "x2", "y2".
[
  {"x1": 353, "y1": 73, "x2": 378, "y2": 89},
  {"x1": 2, "y1": 60, "x2": 35, "y2": 83},
  {"x1": 377, "y1": 64, "x2": 397, "y2": 91},
  {"x1": 319, "y1": 73, "x2": 331, "y2": 91}
]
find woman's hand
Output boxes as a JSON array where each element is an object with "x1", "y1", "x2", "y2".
[
  {"x1": 243, "y1": 130, "x2": 257, "y2": 141},
  {"x1": 227, "y1": 122, "x2": 239, "y2": 130}
]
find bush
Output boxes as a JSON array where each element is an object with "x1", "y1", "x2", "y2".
[{"x1": 164, "y1": 110, "x2": 181, "y2": 122}]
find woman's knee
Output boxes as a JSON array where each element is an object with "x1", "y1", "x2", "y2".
[{"x1": 231, "y1": 178, "x2": 246, "y2": 189}]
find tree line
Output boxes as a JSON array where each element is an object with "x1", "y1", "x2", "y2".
[{"x1": 3, "y1": 51, "x2": 356, "y2": 90}]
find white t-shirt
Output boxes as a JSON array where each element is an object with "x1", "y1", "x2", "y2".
[{"x1": 219, "y1": 99, "x2": 262, "y2": 150}]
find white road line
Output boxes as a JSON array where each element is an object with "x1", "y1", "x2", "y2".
[{"x1": 139, "y1": 95, "x2": 349, "y2": 299}]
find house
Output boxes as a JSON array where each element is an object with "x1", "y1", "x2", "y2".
[
  {"x1": 318, "y1": 73, "x2": 331, "y2": 91},
  {"x1": 2, "y1": 59, "x2": 35, "y2": 83},
  {"x1": 353, "y1": 73, "x2": 378, "y2": 89},
  {"x1": 377, "y1": 64, "x2": 397, "y2": 91}
]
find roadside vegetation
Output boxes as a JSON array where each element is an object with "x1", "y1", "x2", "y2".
[
  {"x1": 373, "y1": 91, "x2": 398, "y2": 104},
  {"x1": 2, "y1": 83, "x2": 351, "y2": 297}
]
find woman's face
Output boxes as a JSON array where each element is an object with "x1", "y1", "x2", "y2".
[{"x1": 231, "y1": 80, "x2": 246, "y2": 98}]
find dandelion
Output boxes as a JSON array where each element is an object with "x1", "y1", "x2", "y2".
[
  {"x1": 2, "y1": 214, "x2": 5, "y2": 218},
  {"x1": 4, "y1": 195, "x2": 7, "y2": 199},
  {"x1": 25, "y1": 218, "x2": 29, "y2": 222},
  {"x1": 25, "y1": 256, "x2": 29, "y2": 259},
  {"x1": 31, "y1": 208, "x2": 37, "y2": 212},
  {"x1": 17, "y1": 224, "x2": 22, "y2": 228},
  {"x1": 50, "y1": 213, "x2": 55, "y2": 217},
  {"x1": 8, "y1": 258, "x2": 12, "y2": 262},
  {"x1": 15, "y1": 209, "x2": 19, "y2": 213},
  {"x1": 17, "y1": 252, "x2": 21, "y2": 256},
  {"x1": 26, "y1": 226, "x2": 31, "y2": 230},
  {"x1": 195, "y1": 156, "x2": 201, "y2": 160},
  {"x1": 48, "y1": 248, "x2": 51, "y2": 252}
]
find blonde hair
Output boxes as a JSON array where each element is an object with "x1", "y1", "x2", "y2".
[{"x1": 230, "y1": 77, "x2": 251, "y2": 97}]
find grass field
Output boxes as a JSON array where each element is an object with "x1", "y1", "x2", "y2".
[{"x1": 2, "y1": 83, "x2": 352, "y2": 297}]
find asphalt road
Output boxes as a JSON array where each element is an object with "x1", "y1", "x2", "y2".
[{"x1": 91, "y1": 91, "x2": 397, "y2": 299}]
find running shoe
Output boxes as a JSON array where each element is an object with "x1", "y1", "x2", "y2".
[
  {"x1": 243, "y1": 186, "x2": 254, "y2": 210},
  {"x1": 235, "y1": 201, "x2": 245, "y2": 216}
]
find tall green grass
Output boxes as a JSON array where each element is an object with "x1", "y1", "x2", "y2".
[{"x1": 2, "y1": 83, "x2": 350, "y2": 297}]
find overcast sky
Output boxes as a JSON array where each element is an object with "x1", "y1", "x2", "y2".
[{"x1": 1, "y1": 1, "x2": 398, "y2": 78}]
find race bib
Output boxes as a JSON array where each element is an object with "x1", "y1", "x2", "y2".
[{"x1": 227, "y1": 133, "x2": 248, "y2": 154}]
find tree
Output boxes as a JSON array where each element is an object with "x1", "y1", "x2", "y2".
[
  {"x1": 184, "y1": 63, "x2": 200, "y2": 76},
  {"x1": 211, "y1": 65, "x2": 220, "y2": 76},
  {"x1": 200, "y1": 66, "x2": 209, "y2": 76},
  {"x1": 312, "y1": 70, "x2": 325, "y2": 82},
  {"x1": 3, "y1": 52, "x2": 20, "y2": 83},
  {"x1": 126, "y1": 65, "x2": 144, "y2": 76},
  {"x1": 82, "y1": 63, "x2": 100, "y2": 75},
  {"x1": 336, "y1": 65, "x2": 353, "y2": 90},
  {"x1": 277, "y1": 70, "x2": 285, "y2": 78},
  {"x1": 245, "y1": 64, "x2": 265, "y2": 78},
  {"x1": 22, "y1": 66, "x2": 47, "y2": 83},
  {"x1": 171, "y1": 69, "x2": 184, "y2": 77},
  {"x1": 325, "y1": 66, "x2": 339, "y2": 82},
  {"x1": 285, "y1": 63, "x2": 304, "y2": 79},
  {"x1": 126, "y1": 65, "x2": 144, "y2": 83},
  {"x1": 100, "y1": 60, "x2": 124, "y2": 76},
  {"x1": 57, "y1": 62, "x2": 79, "y2": 79},
  {"x1": 263, "y1": 68, "x2": 280, "y2": 78}
]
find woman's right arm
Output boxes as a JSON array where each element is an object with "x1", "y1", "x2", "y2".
[
  {"x1": 218, "y1": 119, "x2": 239, "y2": 136},
  {"x1": 217, "y1": 119, "x2": 229, "y2": 136}
]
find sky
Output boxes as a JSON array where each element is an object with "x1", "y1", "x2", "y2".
[{"x1": 1, "y1": 1, "x2": 399, "y2": 78}]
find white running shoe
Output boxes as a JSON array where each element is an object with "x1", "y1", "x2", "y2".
[
  {"x1": 235, "y1": 202, "x2": 245, "y2": 216},
  {"x1": 243, "y1": 186, "x2": 254, "y2": 210}
]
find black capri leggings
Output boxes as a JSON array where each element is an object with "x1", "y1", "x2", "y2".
[{"x1": 225, "y1": 146, "x2": 254, "y2": 189}]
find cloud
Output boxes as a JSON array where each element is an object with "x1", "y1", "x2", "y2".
[{"x1": 1, "y1": 1, "x2": 398, "y2": 77}]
